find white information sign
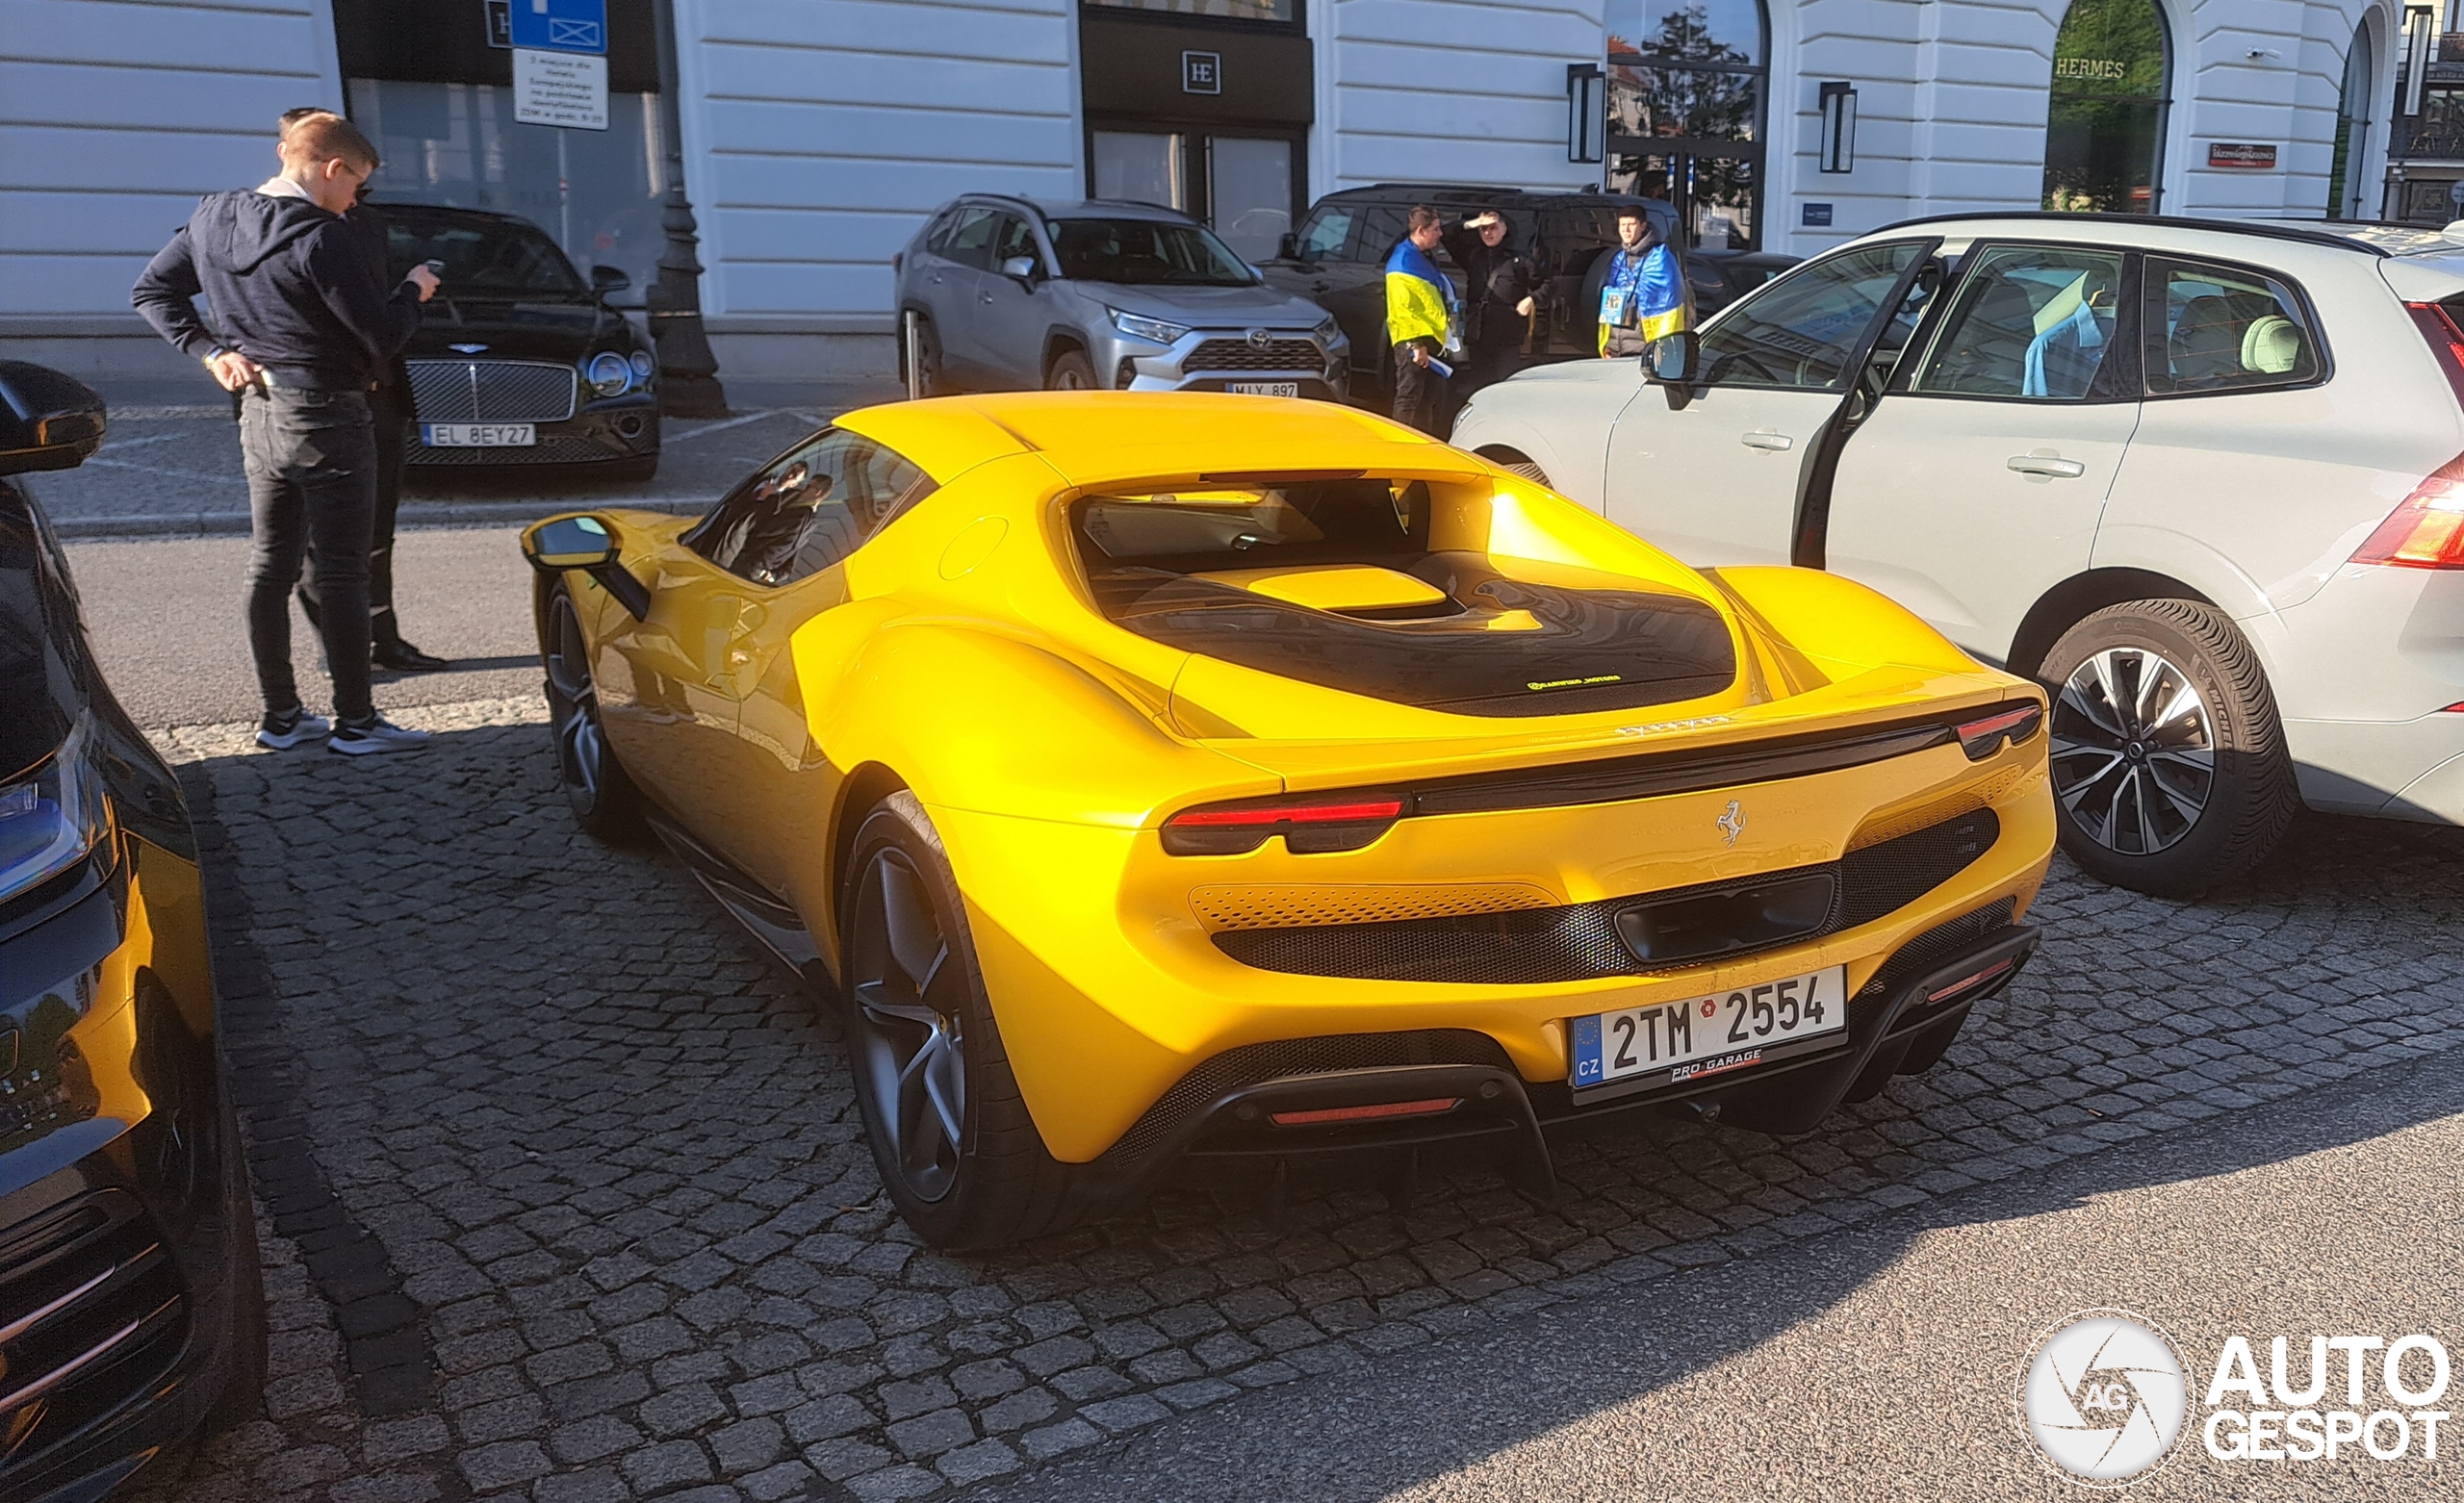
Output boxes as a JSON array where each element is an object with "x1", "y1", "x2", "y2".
[{"x1": 514, "y1": 46, "x2": 607, "y2": 130}]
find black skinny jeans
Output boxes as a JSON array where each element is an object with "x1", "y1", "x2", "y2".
[
  {"x1": 298, "y1": 378, "x2": 409, "y2": 648},
  {"x1": 241, "y1": 385, "x2": 375, "y2": 723}
]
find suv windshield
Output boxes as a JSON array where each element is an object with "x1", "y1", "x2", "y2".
[
  {"x1": 382, "y1": 216, "x2": 586, "y2": 296},
  {"x1": 1048, "y1": 218, "x2": 1256, "y2": 286}
]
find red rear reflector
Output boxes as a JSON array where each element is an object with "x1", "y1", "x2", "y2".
[
  {"x1": 1168, "y1": 799, "x2": 1405, "y2": 828},
  {"x1": 1269, "y1": 1097, "x2": 1460, "y2": 1127},
  {"x1": 1955, "y1": 703, "x2": 2042, "y2": 759},
  {"x1": 1926, "y1": 957, "x2": 2015, "y2": 1005},
  {"x1": 2353, "y1": 450, "x2": 2464, "y2": 570}
]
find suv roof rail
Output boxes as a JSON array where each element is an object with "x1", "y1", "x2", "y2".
[{"x1": 1873, "y1": 210, "x2": 2391, "y2": 257}]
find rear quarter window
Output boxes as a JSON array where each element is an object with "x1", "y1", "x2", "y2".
[{"x1": 2143, "y1": 257, "x2": 2324, "y2": 395}]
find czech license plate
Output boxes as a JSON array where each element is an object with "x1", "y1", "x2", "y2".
[
  {"x1": 1569, "y1": 965, "x2": 1848, "y2": 1091},
  {"x1": 1228, "y1": 381, "x2": 1299, "y2": 397},
  {"x1": 423, "y1": 422, "x2": 535, "y2": 446}
]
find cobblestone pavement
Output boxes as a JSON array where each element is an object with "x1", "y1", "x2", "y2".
[{"x1": 141, "y1": 698, "x2": 2464, "y2": 1503}]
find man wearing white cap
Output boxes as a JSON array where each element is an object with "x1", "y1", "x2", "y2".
[{"x1": 1458, "y1": 210, "x2": 1539, "y2": 394}]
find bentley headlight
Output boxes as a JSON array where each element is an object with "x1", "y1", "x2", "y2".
[
  {"x1": 628, "y1": 349, "x2": 656, "y2": 385},
  {"x1": 586, "y1": 351, "x2": 633, "y2": 397},
  {"x1": 0, "y1": 711, "x2": 110, "y2": 905},
  {"x1": 1109, "y1": 308, "x2": 1190, "y2": 345}
]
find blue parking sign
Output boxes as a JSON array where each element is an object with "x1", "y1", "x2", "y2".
[{"x1": 508, "y1": 0, "x2": 605, "y2": 54}]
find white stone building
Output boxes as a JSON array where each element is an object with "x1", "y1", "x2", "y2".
[{"x1": 0, "y1": 0, "x2": 2412, "y2": 382}]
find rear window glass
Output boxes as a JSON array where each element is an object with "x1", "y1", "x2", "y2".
[
  {"x1": 1070, "y1": 480, "x2": 1734, "y2": 719},
  {"x1": 2143, "y1": 257, "x2": 2323, "y2": 395}
]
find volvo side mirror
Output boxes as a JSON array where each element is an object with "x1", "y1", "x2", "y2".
[
  {"x1": 0, "y1": 361, "x2": 107, "y2": 476},
  {"x1": 591, "y1": 265, "x2": 631, "y2": 293},
  {"x1": 522, "y1": 513, "x2": 652, "y2": 620},
  {"x1": 1645, "y1": 331, "x2": 1701, "y2": 411}
]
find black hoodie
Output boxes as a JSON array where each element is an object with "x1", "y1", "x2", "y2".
[{"x1": 132, "y1": 187, "x2": 422, "y2": 393}]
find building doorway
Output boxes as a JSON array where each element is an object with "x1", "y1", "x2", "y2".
[
  {"x1": 2042, "y1": 0, "x2": 2172, "y2": 215},
  {"x1": 1604, "y1": 0, "x2": 1767, "y2": 250},
  {"x1": 1089, "y1": 128, "x2": 1300, "y2": 262}
]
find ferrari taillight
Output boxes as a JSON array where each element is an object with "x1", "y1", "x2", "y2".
[
  {"x1": 1954, "y1": 703, "x2": 2042, "y2": 760},
  {"x1": 2352, "y1": 452, "x2": 2464, "y2": 570},
  {"x1": 1161, "y1": 794, "x2": 1406, "y2": 856}
]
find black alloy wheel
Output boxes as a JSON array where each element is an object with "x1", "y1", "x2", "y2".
[
  {"x1": 838, "y1": 793, "x2": 1094, "y2": 1248},
  {"x1": 2040, "y1": 599, "x2": 2297, "y2": 897},
  {"x1": 541, "y1": 583, "x2": 644, "y2": 838}
]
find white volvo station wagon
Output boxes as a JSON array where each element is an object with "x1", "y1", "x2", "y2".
[{"x1": 1452, "y1": 214, "x2": 2464, "y2": 895}]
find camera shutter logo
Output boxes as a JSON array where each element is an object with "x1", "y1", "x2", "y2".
[{"x1": 2018, "y1": 1310, "x2": 2188, "y2": 1485}]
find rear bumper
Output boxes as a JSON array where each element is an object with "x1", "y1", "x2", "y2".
[{"x1": 1073, "y1": 914, "x2": 2040, "y2": 1197}]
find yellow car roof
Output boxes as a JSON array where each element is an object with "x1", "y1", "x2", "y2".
[{"x1": 835, "y1": 393, "x2": 1488, "y2": 491}]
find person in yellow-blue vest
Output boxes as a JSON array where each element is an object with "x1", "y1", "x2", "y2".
[
  {"x1": 1597, "y1": 206, "x2": 1690, "y2": 359},
  {"x1": 1383, "y1": 205, "x2": 1456, "y2": 433}
]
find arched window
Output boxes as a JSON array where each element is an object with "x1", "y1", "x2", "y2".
[
  {"x1": 1604, "y1": 0, "x2": 1768, "y2": 248},
  {"x1": 2042, "y1": 0, "x2": 2173, "y2": 214},
  {"x1": 2327, "y1": 21, "x2": 2375, "y2": 220}
]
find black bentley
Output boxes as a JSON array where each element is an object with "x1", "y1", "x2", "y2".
[
  {"x1": 0, "y1": 362, "x2": 265, "y2": 1498},
  {"x1": 377, "y1": 203, "x2": 662, "y2": 481}
]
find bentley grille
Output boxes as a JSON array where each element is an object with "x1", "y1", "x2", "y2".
[{"x1": 405, "y1": 359, "x2": 578, "y2": 422}]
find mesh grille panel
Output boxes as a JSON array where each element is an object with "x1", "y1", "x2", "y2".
[
  {"x1": 1213, "y1": 808, "x2": 2001, "y2": 984},
  {"x1": 1188, "y1": 338, "x2": 1322, "y2": 370},
  {"x1": 406, "y1": 359, "x2": 578, "y2": 422},
  {"x1": 1100, "y1": 1030, "x2": 1514, "y2": 1167},
  {"x1": 1848, "y1": 898, "x2": 2019, "y2": 1028},
  {"x1": 1191, "y1": 882, "x2": 1555, "y2": 931}
]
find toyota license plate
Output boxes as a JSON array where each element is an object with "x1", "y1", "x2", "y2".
[
  {"x1": 1228, "y1": 381, "x2": 1299, "y2": 397},
  {"x1": 1569, "y1": 965, "x2": 1848, "y2": 1090},
  {"x1": 423, "y1": 422, "x2": 535, "y2": 446}
]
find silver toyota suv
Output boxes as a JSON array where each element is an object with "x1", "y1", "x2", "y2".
[{"x1": 892, "y1": 194, "x2": 1347, "y2": 398}]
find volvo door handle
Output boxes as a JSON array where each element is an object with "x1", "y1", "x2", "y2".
[
  {"x1": 2007, "y1": 454, "x2": 2087, "y2": 478},
  {"x1": 1739, "y1": 431, "x2": 1794, "y2": 451}
]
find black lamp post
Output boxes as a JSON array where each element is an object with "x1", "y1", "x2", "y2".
[{"x1": 648, "y1": 0, "x2": 727, "y2": 418}]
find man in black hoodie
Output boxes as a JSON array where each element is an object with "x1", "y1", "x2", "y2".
[{"x1": 132, "y1": 113, "x2": 440, "y2": 754}]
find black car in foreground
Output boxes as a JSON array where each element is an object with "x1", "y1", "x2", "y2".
[
  {"x1": 1256, "y1": 183, "x2": 1682, "y2": 411},
  {"x1": 0, "y1": 362, "x2": 263, "y2": 1500},
  {"x1": 376, "y1": 203, "x2": 661, "y2": 482}
]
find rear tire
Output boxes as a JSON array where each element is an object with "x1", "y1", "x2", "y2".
[
  {"x1": 903, "y1": 313, "x2": 949, "y2": 396},
  {"x1": 1045, "y1": 348, "x2": 1097, "y2": 392},
  {"x1": 840, "y1": 792, "x2": 1096, "y2": 1249},
  {"x1": 2039, "y1": 599, "x2": 2297, "y2": 897},
  {"x1": 204, "y1": 1097, "x2": 267, "y2": 1434},
  {"x1": 540, "y1": 582, "x2": 647, "y2": 841}
]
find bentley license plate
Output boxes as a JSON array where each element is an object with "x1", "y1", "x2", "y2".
[
  {"x1": 1569, "y1": 965, "x2": 1848, "y2": 1090},
  {"x1": 1228, "y1": 381, "x2": 1299, "y2": 397},
  {"x1": 423, "y1": 422, "x2": 535, "y2": 446}
]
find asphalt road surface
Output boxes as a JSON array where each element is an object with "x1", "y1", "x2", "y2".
[
  {"x1": 973, "y1": 1050, "x2": 2464, "y2": 1503},
  {"x1": 68, "y1": 523, "x2": 544, "y2": 729}
]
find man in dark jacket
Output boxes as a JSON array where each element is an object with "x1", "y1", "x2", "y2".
[
  {"x1": 1455, "y1": 210, "x2": 1541, "y2": 394},
  {"x1": 132, "y1": 113, "x2": 440, "y2": 754}
]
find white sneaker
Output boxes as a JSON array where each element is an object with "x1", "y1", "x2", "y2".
[
  {"x1": 328, "y1": 715, "x2": 430, "y2": 755},
  {"x1": 256, "y1": 708, "x2": 332, "y2": 750}
]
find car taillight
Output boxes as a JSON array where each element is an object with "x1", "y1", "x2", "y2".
[
  {"x1": 1955, "y1": 703, "x2": 2043, "y2": 760},
  {"x1": 1161, "y1": 794, "x2": 1406, "y2": 855},
  {"x1": 2406, "y1": 301, "x2": 2464, "y2": 407},
  {"x1": 2351, "y1": 452, "x2": 2464, "y2": 570}
]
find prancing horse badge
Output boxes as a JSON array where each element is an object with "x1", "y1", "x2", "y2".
[{"x1": 1717, "y1": 800, "x2": 1745, "y2": 846}]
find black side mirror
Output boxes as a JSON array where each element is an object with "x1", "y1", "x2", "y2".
[
  {"x1": 1276, "y1": 232, "x2": 1299, "y2": 261},
  {"x1": 0, "y1": 361, "x2": 107, "y2": 476},
  {"x1": 591, "y1": 265, "x2": 630, "y2": 293},
  {"x1": 1643, "y1": 331, "x2": 1701, "y2": 409},
  {"x1": 522, "y1": 513, "x2": 651, "y2": 620}
]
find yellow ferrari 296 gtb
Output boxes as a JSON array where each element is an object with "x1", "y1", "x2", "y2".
[{"x1": 521, "y1": 393, "x2": 2056, "y2": 1249}]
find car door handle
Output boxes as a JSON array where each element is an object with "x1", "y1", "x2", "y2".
[
  {"x1": 2007, "y1": 454, "x2": 2087, "y2": 478},
  {"x1": 1739, "y1": 431, "x2": 1794, "y2": 451}
]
